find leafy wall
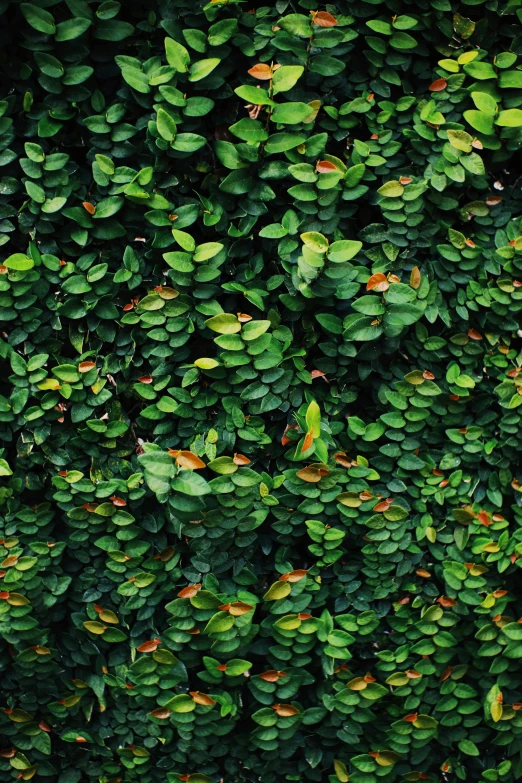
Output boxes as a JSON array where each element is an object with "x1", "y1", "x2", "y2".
[{"x1": 1, "y1": 0, "x2": 522, "y2": 782}]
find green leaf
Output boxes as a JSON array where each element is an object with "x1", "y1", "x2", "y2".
[
  {"x1": 188, "y1": 58, "x2": 220, "y2": 82},
  {"x1": 3, "y1": 254, "x2": 34, "y2": 271}
]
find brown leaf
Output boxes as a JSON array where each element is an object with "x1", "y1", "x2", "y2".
[
  {"x1": 310, "y1": 369, "x2": 326, "y2": 379},
  {"x1": 403, "y1": 713, "x2": 418, "y2": 722},
  {"x1": 78, "y1": 361, "x2": 96, "y2": 373},
  {"x1": 429, "y1": 78, "x2": 447, "y2": 91},
  {"x1": 149, "y1": 708, "x2": 172, "y2": 719},
  {"x1": 399, "y1": 176, "x2": 413, "y2": 185},
  {"x1": 334, "y1": 451, "x2": 353, "y2": 468},
  {"x1": 468, "y1": 328, "x2": 482, "y2": 340},
  {"x1": 410, "y1": 266, "x2": 421, "y2": 289},
  {"x1": 366, "y1": 273, "x2": 389, "y2": 292},
  {"x1": 486, "y1": 195, "x2": 502, "y2": 206},
  {"x1": 416, "y1": 569, "x2": 431, "y2": 578},
  {"x1": 248, "y1": 63, "x2": 273, "y2": 80},
  {"x1": 178, "y1": 584, "x2": 202, "y2": 599},
  {"x1": 312, "y1": 11, "x2": 338, "y2": 26},
  {"x1": 138, "y1": 376, "x2": 153, "y2": 384},
  {"x1": 156, "y1": 546, "x2": 175, "y2": 562},
  {"x1": 272, "y1": 703, "x2": 298, "y2": 716},
  {"x1": 237, "y1": 312, "x2": 252, "y2": 322},
  {"x1": 190, "y1": 691, "x2": 216, "y2": 706},
  {"x1": 296, "y1": 466, "x2": 323, "y2": 483},
  {"x1": 423, "y1": 371, "x2": 435, "y2": 380}
]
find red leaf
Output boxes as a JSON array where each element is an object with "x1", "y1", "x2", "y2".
[
  {"x1": 316, "y1": 160, "x2": 337, "y2": 173},
  {"x1": 429, "y1": 78, "x2": 447, "y2": 91},
  {"x1": 312, "y1": 11, "x2": 338, "y2": 26}
]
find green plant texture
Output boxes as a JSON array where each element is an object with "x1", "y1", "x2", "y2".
[{"x1": 1, "y1": 0, "x2": 522, "y2": 782}]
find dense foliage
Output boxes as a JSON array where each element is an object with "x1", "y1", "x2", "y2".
[{"x1": 1, "y1": 0, "x2": 522, "y2": 781}]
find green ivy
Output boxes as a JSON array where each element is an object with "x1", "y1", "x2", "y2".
[{"x1": 1, "y1": 0, "x2": 522, "y2": 782}]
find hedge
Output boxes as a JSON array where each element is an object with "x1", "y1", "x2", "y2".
[{"x1": 1, "y1": 0, "x2": 522, "y2": 782}]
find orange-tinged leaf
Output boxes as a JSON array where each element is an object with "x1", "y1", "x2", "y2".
[
  {"x1": 416, "y1": 569, "x2": 431, "y2": 578},
  {"x1": 138, "y1": 376, "x2": 153, "y2": 384},
  {"x1": 233, "y1": 453, "x2": 251, "y2": 465},
  {"x1": 0, "y1": 591, "x2": 9, "y2": 599},
  {"x1": 1, "y1": 556, "x2": 18, "y2": 568},
  {"x1": 316, "y1": 160, "x2": 337, "y2": 173},
  {"x1": 366, "y1": 273, "x2": 389, "y2": 292},
  {"x1": 216, "y1": 664, "x2": 227, "y2": 671},
  {"x1": 423, "y1": 371, "x2": 435, "y2": 380},
  {"x1": 400, "y1": 176, "x2": 413, "y2": 185},
  {"x1": 280, "y1": 569, "x2": 308, "y2": 583},
  {"x1": 110, "y1": 496, "x2": 127, "y2": 507},
  {"x1": 237, "y1": 312, "x2": 252, "y2": 322},
  {"x1": 169, "y1": 450, "x2": 206, "y2": 470},
  {"x1": 468, "y1": 328, "x2": 482, "y2": 340},
  {"x1": 137, "y1": 640, "x2": 160, "y2": 653},
  {"x1": 406, "y1": 669, "x2": 422, "y2": 679},
  {"x1": 82, "y1": 201, "x2": 95, "y2": 214},
  {"x1": 272, "y1": 703, "x2": 298, "y2": 716},
  {"x1": 301, "y1": 431, "x2": 314, "y2": 452},
  {"x1": 437, "y1": 595, "x2": 457, "y2": 607},
  {"x1": 313, "y1": 11, "x2": 338, "y2": 26},
  {"x1": 78, "y1": 361, "x2": 96, "y2": 373},
  {"x1": 258, "y1": 670, "x2": 286, "y2": 682},
  {"x1": 374, "y1": 499, "x2": 392, "y2": 512},
  {"x1": 248, "y1": 63, "x2": 272, "y2": 80},
  {"x1": 178, "y1": 584, "x2": 202, "y2": 599},
  {"x1": 190, "y1": 691, "x2": 216, "y2": 706},
  {"x1": 150, "y1": 708, "x2": 172, "y2": 719},
  {"x1": 410, "y1": 266, "x2": 421, "y2": 289},
  {"x1": 429, "y1": 78, "x2": 447, "y2": 91},
  {"x1": 404, "y1": 712, "x2": 418, "y2": 722}
]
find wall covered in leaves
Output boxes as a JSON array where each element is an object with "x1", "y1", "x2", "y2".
[{"x1": 1, "y1": 0, "x2": 522, "y2": 781}]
